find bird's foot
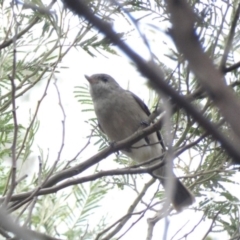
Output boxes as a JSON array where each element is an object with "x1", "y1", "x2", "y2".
[{"x1": 109, "y1": 141, "x2": 119, "y2": 155}]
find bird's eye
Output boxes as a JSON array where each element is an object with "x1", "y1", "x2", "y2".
[{"x1": 100, "y1": 76, "x2": 108, "y2": 82}]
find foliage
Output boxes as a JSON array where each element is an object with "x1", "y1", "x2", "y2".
[{"x1": 0, "y1": 0, "x2": 240, "y2": 240}]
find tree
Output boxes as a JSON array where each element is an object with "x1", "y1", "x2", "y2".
[{"x1": 0, "y1": 0, "x2": 240, "y2": 239}]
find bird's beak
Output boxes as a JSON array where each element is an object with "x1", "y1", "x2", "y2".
[{"x1": 85, "y1": 75, "x2": 96, "y2": 84}]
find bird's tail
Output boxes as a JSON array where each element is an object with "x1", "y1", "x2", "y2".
[
  {"x1": 153, "y1": 168, "x2": 194, "y2": 211},
  {"x1": 170, "y1": 177, "x2": 194, "y2": 211}
]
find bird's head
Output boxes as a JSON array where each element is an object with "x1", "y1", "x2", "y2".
[{"x1": 85, "y1": 73, "x2": 121, "y2": 100}]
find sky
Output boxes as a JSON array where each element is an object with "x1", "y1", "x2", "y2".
[{"x1": 9, "y1": 1, "x2": 238, "y2": 239}]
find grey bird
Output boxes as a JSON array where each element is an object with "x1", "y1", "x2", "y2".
[{"x1": 85, "y1": 73, "x2": 194, "y2": 211}]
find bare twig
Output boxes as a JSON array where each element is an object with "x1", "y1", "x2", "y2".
[
  {"x1": 147, "y1": 207, "x2": 172, "y2": 240},
  {"x1": 170, "y1": 220, "x2": 190, "y2": 240},
  {"x1": 3, "y1": 73, "x2": 50, "y2": 209},
  {"x1": 15, "y1": 174, "x2": 28, "y2": 185},
  {"x1": 8, "y1": 78, "x2": 66, "y2": 212},
  {"x1": 53, "y1": 76, "x2": 66, "y2": 164},
  {"x1": 4, "y1": 6, "x2": 19, "y2": 203},
  {"x1": 176, "y1": 213, "x2": 205, "y2": 240},
  {"x1": 201, "y1": 207, "x2": 223, "y2": 239},
  {"x1": 0, "y1": 0, "x2": 57, "y2": 50},
  {"x1": 96, "y1": 205, "x2": 157, "y2": 240},
  {"x1": 101, "y1": 178, "x2": 155, "y2": 240},
  {"x1": 117, "y1": 183, "x2": 161, "y2": 240},
  {"x1": 22, "y1": 156, "x2": 43, "y2": 227},
  {"x1": 63, "y1": 129, "x2": 94, "y2": 169},
  {"x1": 16, "y1": 78, "x2": 50, "y2": 160}
]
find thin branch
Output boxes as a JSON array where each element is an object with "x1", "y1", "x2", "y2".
[
  {"x1": 15, "y1": 174, "x2": 28, "y2": 185},
  {"x1": 53, "y1": 76, "x2": 66, "y2": 164},
  {"x1": 176, "y1": 213, "x2": 205, "y2": 240},
  {"x1": 101, "y1": 178, "x2": 156, "y2": 240},
  {"x1": 170, "y1": 220, "x2": 190, "y2": 240},
  {"x1": 0, "y1": 0, "x2": 57, "y2": 50},
  {"x1": 179, "y1": 167, "x2": 232, "y2": 180},
  {"x1": 3, "y1": 76, "x2": 51, "y2": 209},
  {"x1": 4, "y1": 23, "x2": 18, "y2": 205},
  {"x1": 220, "y1": 3, "x2": 240, "y2": 71},
  {"x1": 223, "y1": 60, "x2": 240, "y2": 73},
  {"x1": 201, "y1": 207, "x2": 223, "y2": 240},
  {"x1": 22, "y1": 156, "x2": 43, "y2": 227},
  {"x1": 0, "y1": 113, "x2": 165, "y2": 207},
  {"x1": 147, "y1": 208, "x2": 172, "y2": 240},
  {"x1": 8, "y1": 78, "x2": 66, "y2": 212},
  {"x1": 16, "y1": 76, "x2": 50, "y2": 160},
  {"x1": 210, "y1": 3, "x2": 231, "y2": 60},
  {"x1": 0, "y1": 112, "x2": 224, "y2": 205},
  {"x1": 63, "y1": 129, "x2": 93, "y2": 169},
  {"x1": 96, "y1": 205, "x2": 156, "y2": 240},
  {"x1": 42, "y1": 112, "x2": 165, "y2": 188},
  {"x1": 117, "y1": 183, "x2": 161, "y2": 240},
  {"x1": 0, "y1": 18, "x2": 39, "y2": 50},
  {"x1": 5, "y1": 159, "x2": 162, "y2": 205}
]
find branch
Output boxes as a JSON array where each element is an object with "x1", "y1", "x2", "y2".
[
  {"x1": 16, "y1": 77, "x2": 50, "y2": 160},
  {"x1": 43, "y1": 112, "x2": 165, "y2": 188},
  {"x1": 1, "y1": 64, "x2": 233, "y2": 207},
  {"x1": 116, "y1": 182, "x2": 161, "y2": 240},
  {"x1": 0, "y1": 112, "x2": 164, "y2": 206},
  {"x1": 147, "y1": 201, "x2": 173, "y2": 240},
  {"x1": 0, "y1": 207, "x2": 63, "y2": 240},
  {"x1": 61, "y1": 0, "x2": 240, "y2": 163},
  {"x1": 0, "y1": 0, "x2": 57, "y2": 50},
  {"x1": 0, "y1": 18, "x2": 39, "y2": 50},
  {"x1": 166, "y1": 0, "x2": 240, "y2": 151},
  {"x1": 223, "y1": 60, "x2": 240, "y2": 73},
  {"x1": 5, "y1": 156, "x2": 164, "y2": 205},
  {"x1": 220, "y1": 3, "x2": 240, "y2": 71},
  {"x1": 9, "y1": 78, "x2": 66, "y2": 212},
  {"x1": 7, "y1": 135, "x2": 203, "y2": 210},
  {"x1": 7, "y1": 6, "x2": 19, "y2": 203}
]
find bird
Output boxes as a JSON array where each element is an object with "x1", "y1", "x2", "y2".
[{"x1": 85, "y1": 73, "x2": 194, "y2": 211}]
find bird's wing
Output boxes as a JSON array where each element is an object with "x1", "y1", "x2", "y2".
[
  {"x1": 128, "y1": 91, "x2": 151, "y2": 116},
  {"x1": 98, "y1": 123, "x2": 105, "y2": 133},
  {"x1": 129, "y1": 90, "x2": 165, "y2": 150}
]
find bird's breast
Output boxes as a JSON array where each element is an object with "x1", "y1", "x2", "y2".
[{"x1": 93, "y1": 93, "x2": 144, "y2": 141}]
